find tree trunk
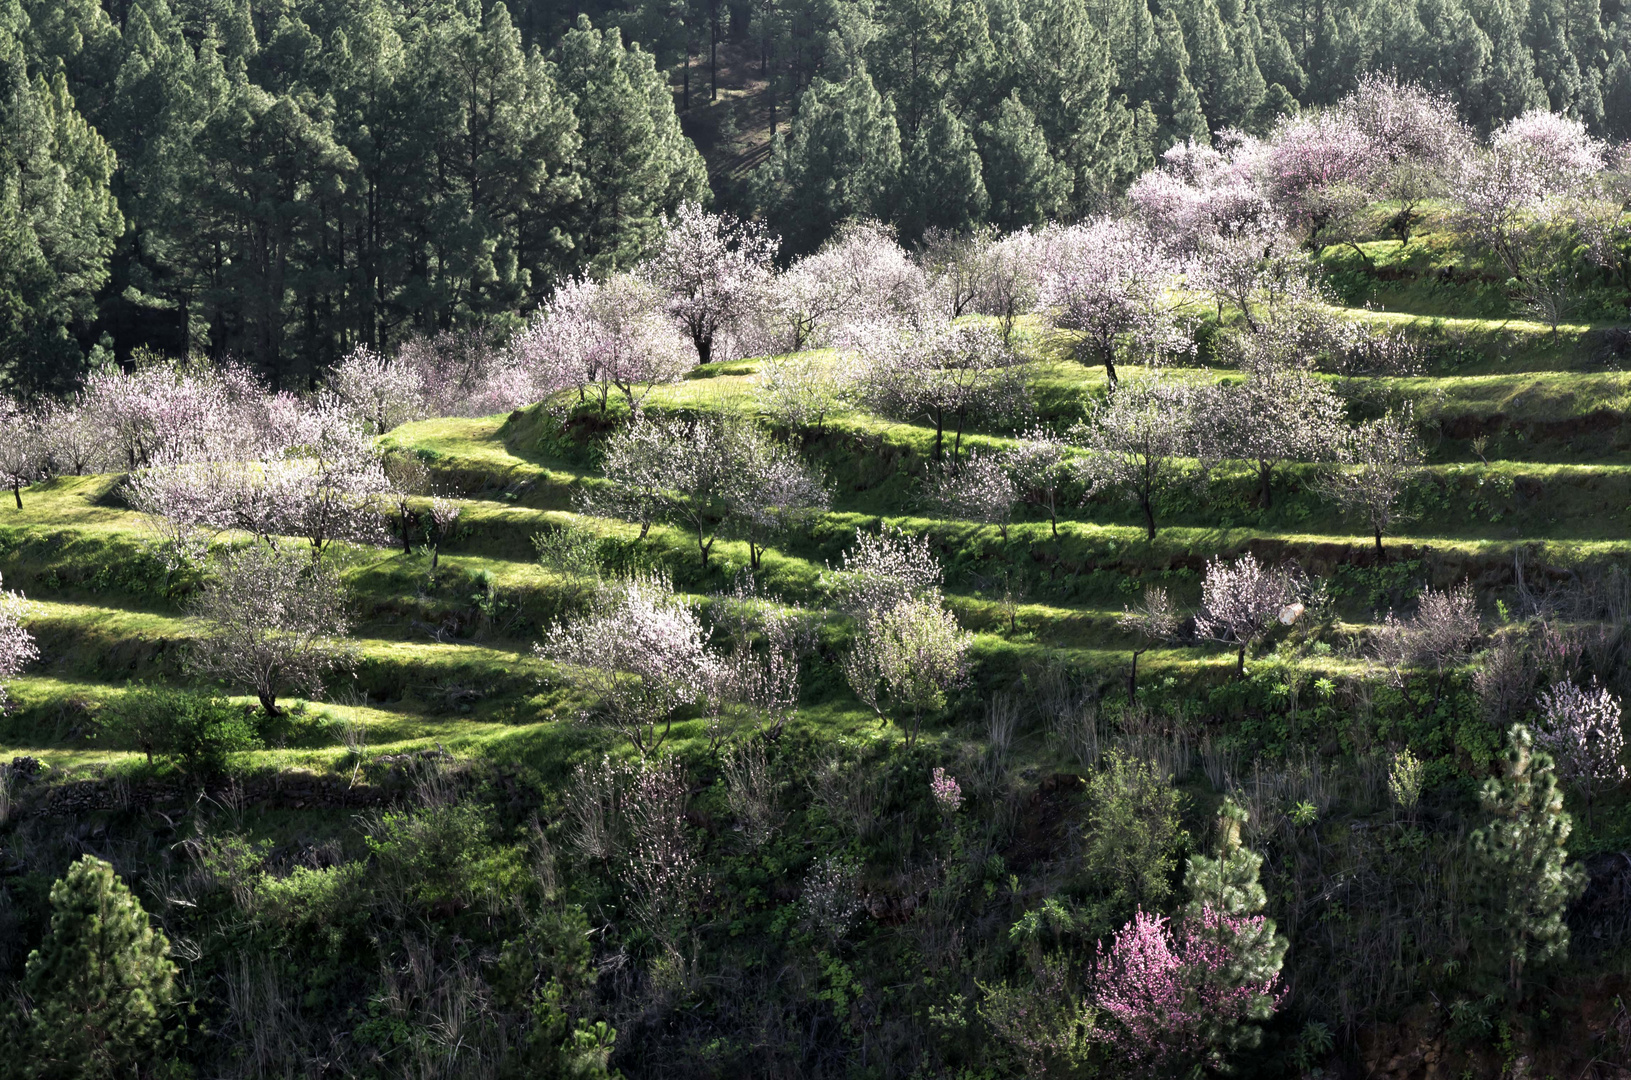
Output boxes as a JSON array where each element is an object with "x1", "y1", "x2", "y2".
[
  {"x1": 933, "y1": 409, "x2": 945, "y2": 460},
  {"x1": 400, "y1": 506, "x2": 414, "y2": 554},
  {"x1": 10, "y1": 483, "x2": 19, "y2": 510},
  {"x1": 1237, "y1": 644, "x2": 1247, "y2": 675},
  {"x1": 1259, "y1": 461, "x2": 1273, "y2": 509},
  {"x1": 1374, "y1": 527, "x2": 1384, "y2": 557},
  {"x1": 258, "y1": 692, "x2": 283, "y2": 717},
  {"x1": 750, "y1": 540, "x2": 761, "y2": 569},
  {"x1": 696, "y1": 329, "x2": 713, "y2": 365},
  {"x1": 1104, "y1": 355, "x2": 1118, "y2": 391},
  {"x1": 1141, "y1": 494, "x2": 1156, "y2": 540},
  {"x1": 1128, "y1": 649, "x2": 1142, "y2": 701},
  {"x1": 699, "y1": 529, "x2": 714, "y2": 568}
]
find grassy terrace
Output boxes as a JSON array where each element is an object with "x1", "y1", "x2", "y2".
[
  {"x1": 0, "y1": 215, "x2": 1614, "y2": 752},
  {"x1": 4, "y1": 229, "x2": 1630, "y2": 779}
]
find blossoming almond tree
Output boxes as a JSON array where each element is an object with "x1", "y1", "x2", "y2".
[
  {"x1": 186, "y1": 546, "x2": 355, "y2": 716},
  {"x1": 536, "y1": 572, "x2": 717, "y2": 758},
  {"x1": 0, "y1": 572, "x2": 38, "y2": 711},
  {"x1": 1118, "y1": 585, "x2": 1181, "y2": 701},
  {"x1": 843, "y1": 593, "x2": 972, "y2": 747},
  {"x1": 924, "y1": 449, "x2": 1018, "y2": 540},
  {"x1": 513, "y1": 273, "x2": 694, "y2": 413},
  {"x1": 648, "y1": 202, "x2": 779, "y2": 365},
  {"x1": 851, "y1": 319, "x2": 1030, "y2": 463},
  {"x1": 1072, "y1": 375, "x2": 1199, "y2": 541},
  {"x1": 821, "y1": 525, "x2": 944, "y2": 619},
  {"x1": 1318, "y1": 406, "x2": 1423, "y2": 555},
  {"x1": 324, "y1": 346, "x2": 426, "y2": 435},
  {"x1": 1038, "y1": 217, "x2": 1187, "y2": 388},
  {"x1": 0, "y1": 400, "x2": 49, "y2": 509},
  {"x1": 1195, "y1": 553, "x2": 1300, "y2": 674},
  {"x1": 1535, "y1": 680, "x2": 1627, "y2": 828},
  {"x1": 1004, "y1": 427, "x2": 1073, "y2": 538}
]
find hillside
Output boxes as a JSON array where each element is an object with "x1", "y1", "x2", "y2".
[{"x1": 2, "y1": 203, "x2": 1630, "y2": 1076}]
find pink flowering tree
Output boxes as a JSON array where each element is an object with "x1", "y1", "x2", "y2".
[
  {"x1": 1038, "y1": 218, "x2": 1188, "y2": 388},
  {"x1": 1118, "y1": 585, "x2": 1182, "y2": 701},
  {"x1": 1318, "y1": 406, "x2": 1423, "y2": 554},
  {"x1": 1194, "y1": 553, "x2": 1300, "y2": 674},
  {"x1": 1450, "y1": 110, "x2": 1607, "y2": 329},
  {"x1": 0, "y1": 400, "x2": 50, "y2": 509},
  {"x1": 1535, "y1": 680, "x2": 1627, "y2": 828},
  {"x1": 427, "y1": 497, "x2": 461, "y2": 570},
  {"x1": 719, "y1": 425, "x2": 831, "y2": 570},
  {"x1": 930, "y1": 767, "x2": 963, "y2": 814},
  {"x1": 324, "y1": 346, "x2": 426, "y2": 435},
  {"x1": 851, "y1": 319, "x2": 1030, "y2": 463},
  {"x1": 622, "y1": 756, "x2": 701, "y2": 946},
  {"x1": 1004, "y1": 427, "x2": 1074, "y2": 538},
  {"x1": 709, "y1": 579, "x2": 808, "y2": 742},
  {"x1": 512, "y1": 274, "x2": 694, "y2": 413},
  {"x1": 821, "y1": 524, "x2": 944, "y2": 620},
  {"x1": 924, "y1": 448, "x2": 1019, "y2": 540},
  {"x1": 648, "y1": 202, "x2": 779, "y2": 364},
  {"x1": 750, "y1": 220, "x2": 934, "y2": 354},
  {"x1": 843, "y1": 593, "x2": 972, "y2": 747},
  {"x1": 1260, "y1": 109, "x2": 1374, "y2": 253},
  {"x1": 1091, "y1": 798, "x2": 1286, "y2": 1069},
  {"x1": 0, "y1": 572, "x2": 39, "y2": 711},
  {"x1": 1334, "y1": 73, "x2": 1473, "y2": 244},
  {"x1": 827, "y1": 532, "x2": 970, "y2": 746},
  {"x1": 187, "y1": 545, "x2": 355, "y2": 716},
  {"x1": 126, "y1": 402, "x2": 392, "y2": 562},
  {"x1": 1129, "y1": 139, "x2": 1273, "y2": 255},
  {"x1": 1186, "y1": 220, "x2": 1316, "y2": 332},
  {"x1": 536, "y1": 572, "x2": 719, "y2": 758},
  {"x1": 1073, "y1": 375, "x2": 1200, "y2": 541},
  {"x1": 1201, "y1": 358, "x2": 1347, "y2": 509}
]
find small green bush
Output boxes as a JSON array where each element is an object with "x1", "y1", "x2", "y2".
[{"x1": 100, "y1": 686, "x2": 260, "y2": 776}]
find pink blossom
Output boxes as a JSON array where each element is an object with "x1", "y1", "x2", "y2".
[
  {"x1": 1091, "y1": 907, "x2": 1283, "y2": 1065},
  {"x1": 930, "y1": 767, "x2": 963, "y2": 814}
]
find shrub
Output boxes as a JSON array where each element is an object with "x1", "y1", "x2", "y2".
[{"x1": 101, "y1": 686, "x2": 260, "y2": 776}]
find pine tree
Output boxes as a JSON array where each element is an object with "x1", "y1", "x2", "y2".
[
  {"x1": 978, "y1": 91, "x2": 1070, "y2": 229},
  {"x1": 899, "y1": 99, "x2": 989, "y2": 240},
  {"x1": 15, "y1": 856, "x2": 179, "y2": 1079},
  {"x1": 1471, "y1": 724, "x2": 1587, "y2": 995},
  {"x1": 1472, "y1": 0, "x2": 1548, "y2": 128},
  {"x1": 1603, "y1": 49, "x2": 1631, "y2": 141},
  {"x1": 1153, "y1": 9, "x2": 1209, "y2": 147},
  {"x1": 553, "y1": 16, "x2": 708, "y2": 273},
  {"x1": 0, "y1": 3, "x2": 123, "y2": 397},
  {"x1": 1527, "y1": 0, "x2": 1585, "y2": 113},
  {"x1": 1180, "y1": 797, "x2": 1288, "y2": 1063},
  {"x1": 757, "y1": 66, "x2": 901, "y2": 254},
  {"x1": 1418, "y1": 0, "x2": 1493, "y2": 106},
  {"x1": 1019, "y1": 0, "x2": 1136, "y2": 211}
]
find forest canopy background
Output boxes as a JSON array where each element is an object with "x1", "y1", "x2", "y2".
[{"x1": 3, "y1": 0, "x2": 1630, "y2": 395}]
